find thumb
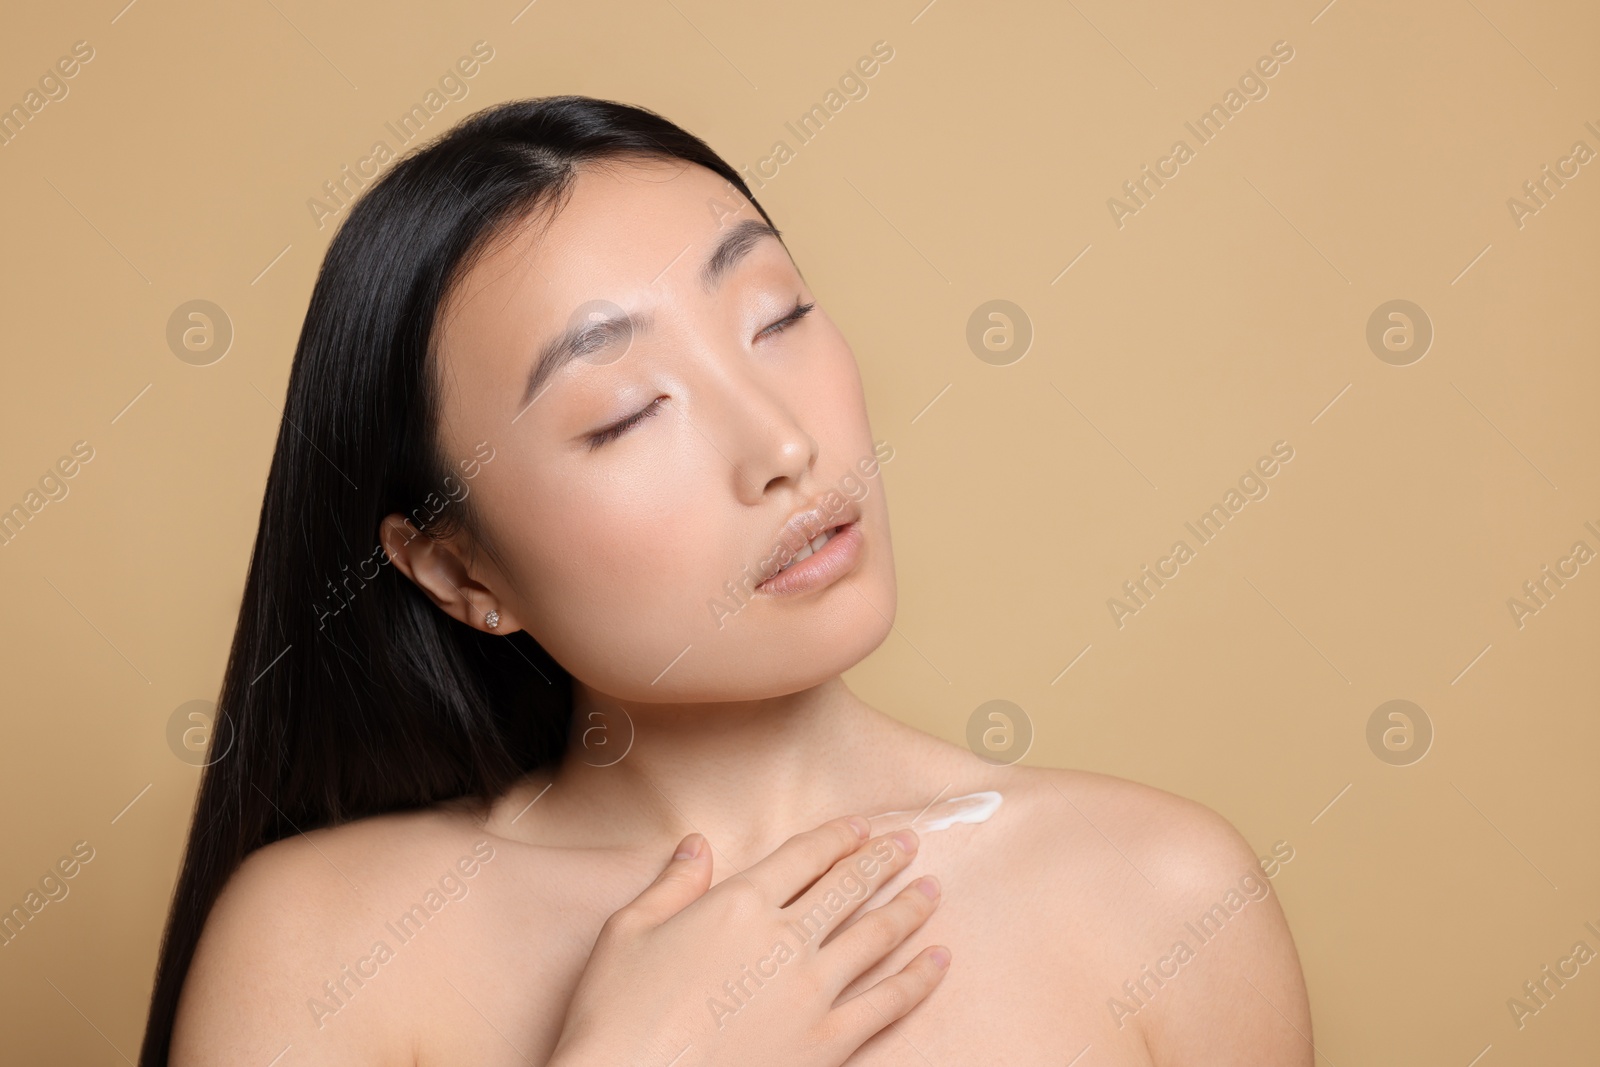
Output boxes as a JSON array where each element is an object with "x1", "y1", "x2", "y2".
[{"x1": 626, "y1": 832, "x2": 712, "y2": 924}]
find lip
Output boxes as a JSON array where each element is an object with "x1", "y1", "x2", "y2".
[{"x1": 753, "y1": 497, "x2": 864, "y2": 597}]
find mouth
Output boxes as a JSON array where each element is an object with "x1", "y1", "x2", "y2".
[
  {"x1": 753, "y1": 500, "x2": 864, "y2": 595},
  {"x1": 772, "y1": 521, "x2": 848, "y2": 574}
]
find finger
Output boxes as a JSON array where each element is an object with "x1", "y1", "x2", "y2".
[
  {"x1": 741, "y1": 815, "x2": 870, "y2": 903},
  {"x1": 825, "y1": 944, "x2": 951, "y2": 1052},
  {"x1": 781, "y1": 828, "x2": 920, "y2": 947},
  {"x1": 619, "y1": 832, "x2": 713, "y2": 927},
  {"x1": 819, "y1": 875, "x2": 940, "y2": 990}
]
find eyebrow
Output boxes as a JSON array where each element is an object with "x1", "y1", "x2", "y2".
[
  {"x1": 516, "y1": 218, "x2": 784, "y2": 411},
  {"x1": 698, "y1": 218, "x2": 782, "y2": 293}
]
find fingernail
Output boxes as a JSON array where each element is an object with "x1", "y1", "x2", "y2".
[
  {"x1": 915, "y1": 875, "x2": 940, "y2": 900},
  {"x1": 674, "y1": 833, "x2": 702, "y2": 860},
  {"x1": 930, "y1": 946, "x2": 951, "y2": 969},
  {"x1": 892, "y1": 829, "x2": 917, "y2": 853},
  {"x1": 848, "y1": 816, "x2": 870, "y2": 839}
]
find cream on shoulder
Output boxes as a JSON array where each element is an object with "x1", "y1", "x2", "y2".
[{"x1": 864, "y1": 790, "x2": 1003, "y2": 835}]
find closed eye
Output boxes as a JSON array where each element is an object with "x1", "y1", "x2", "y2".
[
  {"x1": 586, "y1": 396, "x2": 665, "y2": 451},
  {"x1": 757, "y1": 298, "x2": 816, "y2": 340}
]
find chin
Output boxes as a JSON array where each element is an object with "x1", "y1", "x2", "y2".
[
  {"x1": 729, "y1": 560, "x2": 899, "y2": 698},
  {"x1": 608, "y1": 564, "x2": 897, "y2": 704}
]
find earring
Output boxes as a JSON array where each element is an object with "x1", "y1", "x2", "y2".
[{"x1": 484, "y1": 609, "x2": 500, "y2": 630}]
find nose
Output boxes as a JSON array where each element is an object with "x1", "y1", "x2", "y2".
[{"x1": 698, "y1": 351, "x2": 817, "y2": 506}]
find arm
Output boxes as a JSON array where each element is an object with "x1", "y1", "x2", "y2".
[
  {"x1": 1135, "y1": 802, "x2": 1314, "y2": 1066},
  {"x1": 169, "y1": 835, "x2": 412, "y2": 1067}
]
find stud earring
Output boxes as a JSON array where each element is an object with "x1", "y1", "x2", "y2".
[{"x1": 484, "y1": 609, "x2": 500, "y2": 630}]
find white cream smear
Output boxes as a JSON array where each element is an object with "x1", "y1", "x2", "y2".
[{"x1": 864, "y1": 790, "x2": 1003, "y2": 835}]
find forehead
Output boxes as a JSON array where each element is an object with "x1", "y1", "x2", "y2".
[{"x1": 454, "y1": 157, "x2": 747, "y2": 315}]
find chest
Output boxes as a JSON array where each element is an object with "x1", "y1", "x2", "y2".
[
  {"x1": 829, "y1": 859, "x2": 1159, "y2": 1066},
  {"x1": 408, "y1": 849, "x2": 1161, "y2": 1067}
]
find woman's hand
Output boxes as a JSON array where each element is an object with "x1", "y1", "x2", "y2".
[{"x1": 546, "y1": 815, "x2": 948, "y2": 1067}]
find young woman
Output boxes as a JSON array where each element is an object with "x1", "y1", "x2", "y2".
[{"x1": 143, "y1": 95, "x2": 1312, "y2": 1066}]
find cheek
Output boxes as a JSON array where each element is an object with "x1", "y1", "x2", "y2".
[
  {"x1": 815, "y1": 320, "x2": 866, "y2": 401},
  {"x1": 783, "y1": 323, "x2": 873, "y2": 453},
  {"x1": 495, "y1": 456, "x2": 740, "y2": 670}
]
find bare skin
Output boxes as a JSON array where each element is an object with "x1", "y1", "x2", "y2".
[
  {"x1": 173, "y1": 699, "x2": 1310, "y2": 1065},
  {"x1": 170, "y1": 156, "x2": 1312, "y2": 1065}
]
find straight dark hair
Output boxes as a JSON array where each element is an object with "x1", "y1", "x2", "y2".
[{"x1": 139, "y1": 94, "x2": 777, "y2": 1065}]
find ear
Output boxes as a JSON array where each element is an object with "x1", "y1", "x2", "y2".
[{"x1": 378, "y1": 513, "x2": 520, "y2": 634}]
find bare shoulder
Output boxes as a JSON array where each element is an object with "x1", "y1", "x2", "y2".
[
  {"x1": 1000, "y1": 764, "x2": 1259, "y2": 883},
  {"x1": 998, "y1": 765, "x2": 1313, "y2": 1064},
  {"x1": 170, "y1": 805, "x2": 502, "y2": 1067}
]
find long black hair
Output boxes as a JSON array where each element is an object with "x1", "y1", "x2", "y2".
[{"x1": 139, "y1": 94, "x2": 777, "y2": 1065}]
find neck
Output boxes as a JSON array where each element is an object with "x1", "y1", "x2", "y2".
[{"x1": 519, "y1": 675, "x2": 949, "y2": 869}]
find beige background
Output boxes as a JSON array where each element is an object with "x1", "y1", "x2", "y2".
[{"x1": 1, "y1": 0, "x2": 1595, "y2": 1062}]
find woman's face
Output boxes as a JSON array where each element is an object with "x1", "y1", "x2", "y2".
[{"x1": 420, "y1": 156, "x2": 896, "y2": 703}]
